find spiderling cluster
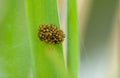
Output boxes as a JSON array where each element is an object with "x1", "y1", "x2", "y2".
[{"x1": 38, "y1": 24, "x2": 65, "y2": 44}]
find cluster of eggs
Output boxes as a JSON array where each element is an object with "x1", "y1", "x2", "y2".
[{"x1": 38, "y1": 24, "x2": 65, "y2": 44}]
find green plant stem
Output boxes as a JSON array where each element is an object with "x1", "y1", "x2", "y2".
[{"x1": 67, "y1": 0, "x2": 80, "y2": 78}]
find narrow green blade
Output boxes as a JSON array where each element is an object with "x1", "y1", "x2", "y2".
[
  {"x1": 67, "y1": 0, "x2": 80, "y2": 78},
  {"x1": 0, "y1": 0, "x2": 30, "y2": 78},
  {"x1": 26, "y1": 0, "x2": 67, "y2": 78}
]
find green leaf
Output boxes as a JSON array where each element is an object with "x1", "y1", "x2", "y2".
[
  {"x1": 0, "y1": 0, "x2": 30, "y2": 78},
  {"x1": 26, "y1": 0, "x2": 67, "y2": 78},
  {"x1": 0, "y1": 0, "x2": 67, "y2": 78},
  {"x1": 67, "y1": 0, "x2": 80, "y2": 78}
]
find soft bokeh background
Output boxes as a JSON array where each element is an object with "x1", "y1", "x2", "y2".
[
  {"x1": 0, "y1": 0, "x2": 119, "y2": 78},
  {"x1": 58, "y1": 0, "x2": 120, "y2": 78}
]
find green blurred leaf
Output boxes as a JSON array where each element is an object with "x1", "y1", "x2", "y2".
[
  {"x1": 26, "y1": 0, "x2": 67, "y2": 78},
  {"x1": 0, "y1": 0, "x2": 30, "y2": 78},
  {"x1": 67, "y1": 0, "x2": 80, "y2": 78},
  {"x1": 0, "y1": 0, "x2": 67, "y2": 78}
]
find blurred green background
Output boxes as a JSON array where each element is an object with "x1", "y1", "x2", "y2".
[
  {"x1": 59, "y1": 0, "x2": 119, "y2": 78},
  {"x1": 0, "y1": 0, "x2": 120, "y2": 78}
]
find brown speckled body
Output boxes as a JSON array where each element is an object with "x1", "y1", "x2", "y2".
[{"x1": 38, "y1": 24, "x2": 65, "y2": 44}]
